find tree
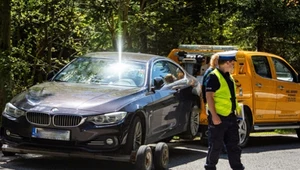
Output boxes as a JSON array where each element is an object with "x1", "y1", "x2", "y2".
[
  {"x1": 0, "y1": 0, "x2": 11, "y2": 51},
  {"x1": 0, "y1": 0, "x2": 11, "y2": 111}
]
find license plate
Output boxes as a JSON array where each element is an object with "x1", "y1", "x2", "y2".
[{"x1": 32, "y1": 127, "x2": 70, "y2": 141}]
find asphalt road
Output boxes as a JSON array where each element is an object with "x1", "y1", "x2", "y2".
[{"x1": 0, "y1": 134, "x2": 299, "y2": 170}]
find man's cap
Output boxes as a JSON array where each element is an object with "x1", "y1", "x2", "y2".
[{"x1": 217, "y1": 50, "x2": 237, "y2": 61}]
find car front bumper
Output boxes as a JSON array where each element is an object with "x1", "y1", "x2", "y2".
[{"x1": 1, "y1": 115, "x2": 129, "y2": 153}]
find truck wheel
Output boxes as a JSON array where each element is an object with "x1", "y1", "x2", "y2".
[
  {"x1": 135, "y1": 145, "x2": 153, "y2": 170},
  {"x1": 181, "y1": 105, "x2": 199, "y2": 139},
  {"x1": 123, "y1": 116, "x2": 143, "y2": 154},
  {"x1": 153, "y1": 142, "x2": 169, "y2": 170},
  {"x1": 238, "y1": 113, "x2": 250, "y2": 148}
]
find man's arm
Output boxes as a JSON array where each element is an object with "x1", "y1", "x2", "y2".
[{"x1": 206, "y1": 91, "x2": 221, "y2": 125}]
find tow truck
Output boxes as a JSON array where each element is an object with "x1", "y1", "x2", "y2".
[{"x1": 168, "y1": 45, "x2": 300, "y2": 147}]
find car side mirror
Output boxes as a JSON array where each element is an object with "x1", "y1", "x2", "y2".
[{"x1": 153, "y1": 77, "x2": 164, "y2": 90}]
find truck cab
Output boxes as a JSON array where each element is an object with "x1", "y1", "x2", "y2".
[
  {"x1": 168, "y1": 45, "x2": 300, "y2": 147},
  {"x1": 233, "y1": 51, "x2": 300, "y2": 146}
]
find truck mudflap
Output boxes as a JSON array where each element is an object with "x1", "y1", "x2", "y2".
[{"x1": 1, "y1": 144, "x2": 136, "y2": 163}]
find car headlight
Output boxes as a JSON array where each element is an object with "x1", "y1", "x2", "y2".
[
  {"x1": 87, "y1": 111, "x2": 127, "y2": 125},
  {"x1": 3, "y1": 103, "x2": 26, "y2": 118}
]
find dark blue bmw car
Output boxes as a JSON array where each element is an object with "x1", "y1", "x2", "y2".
[{"x1": 1, "y1": 52, "x2": 201, "y2": 158}]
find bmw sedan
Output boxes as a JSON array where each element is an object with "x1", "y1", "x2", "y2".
[{"x1": 0, "y1": 52, "x2": 201, "y2": 158}]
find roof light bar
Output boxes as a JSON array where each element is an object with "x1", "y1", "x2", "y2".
[{"x1": 178, "y1": 44, "x2": 238, "y2": 51}]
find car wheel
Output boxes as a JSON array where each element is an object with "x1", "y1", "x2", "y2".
[
  {"x1": 181, "y1": 105, "x2": 200, "y2": 139},
  {"x1": 238, "y1": 112, "x2": 250, "y2": 148},
  {"x1": 135, "y1": 145, "x2": 153, "y2": 170},
  {"x1": 2, "y1": 151, "x2": 16, "y2": 156},
  {"x1": 123, "y1": 116, "x2": 143, "y2": 154},
  {"x1": 153, "y1": 142, "x2": 169, "y2": 170}
]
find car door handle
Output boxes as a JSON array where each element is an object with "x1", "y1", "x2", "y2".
[
  {"x1": 278, "y1": 85, "x2": 284, "y2": 90},
  {"x1": 255, "y1": 83, "x2": 262, "y2": 88}
]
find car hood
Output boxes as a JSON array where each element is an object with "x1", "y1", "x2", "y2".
[{"x1": 11, "y1": 82, "x2": 143, "y2": 113}]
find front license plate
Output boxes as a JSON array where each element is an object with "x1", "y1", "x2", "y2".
[{"x1": 32, "y1": 127, "x2": 70, "y2": 141}]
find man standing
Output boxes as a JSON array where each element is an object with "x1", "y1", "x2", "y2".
[{"x1": 204, "y1": 51, "x2": 244, "y2": 170}]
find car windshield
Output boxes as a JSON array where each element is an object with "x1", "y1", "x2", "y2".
[{"x1": 54, "y1": 57, "x2": 146, "y2": 87}]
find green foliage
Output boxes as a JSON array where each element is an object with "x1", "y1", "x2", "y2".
[
  {"x1": 0, "y1": 51, "x2": 32, "y2": 114},
  {"x1": 1, "y1": 0, "x2": 300, "y2": 115}
]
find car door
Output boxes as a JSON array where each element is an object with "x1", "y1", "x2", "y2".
[
  {"x1": 271, "y1": 57, "x2": 300, "y2": 121},
  {"x1": 251, "y1": 55, "x2": 277, "y2": 120},
  {"x1": 146, "y1": 60, "x2": 189, "y2": 142}
]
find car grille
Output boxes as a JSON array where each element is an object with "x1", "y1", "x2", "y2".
[
  {"x1": 26, "y1": 112, "x2": 51, "y2": 126},
  {"x1": 53, "y1": 115, "x2": 83, "y2": 127},
  {"x1": 26, "y1": 112, "x2": 83, "y2": 127}
]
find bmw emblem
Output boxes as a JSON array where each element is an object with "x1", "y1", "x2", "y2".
[{"x1": 51, "y1": 108, "x2": 59, "y2": 112}]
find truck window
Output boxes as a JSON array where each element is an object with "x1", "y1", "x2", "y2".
[
  {"x1": 252, "y1": 56, "x2": 272, "y2": 78},
  {"x1": 272, "y1": 57, "x2": 295, "y2": 82}
]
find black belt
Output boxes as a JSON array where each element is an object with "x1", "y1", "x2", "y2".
[
  {"x1": 208, "y1": 110, "x2": 236, "y2": 117},
  {"x1": 218, "y1": 112, "x2": 235, "y2": 118},
  {"x1": 228, "y1": 112, "x2": 236, "y2": 117}
]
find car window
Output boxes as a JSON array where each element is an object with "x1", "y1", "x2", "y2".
[
  {"x1": 54, "y1": 57, "x2": 146, "y2": 87},
  {"x1": 252, "y1": 56, "x2": 272, "y2": 78},
  {"x1": 272, "y1": 57, "x2": 295, "y2": 82},
  {"x1": 151, "y1": 60, "x2": 184, "y2": 86}
]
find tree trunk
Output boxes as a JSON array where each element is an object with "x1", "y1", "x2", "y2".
[
  {"x1": 123, "y1": 0, "x2": 132, "y2": 50},
  {"x1": 0, "y1": 0, "x2": 11, "y2": 51},
  {"x1": 0, "y1": 0, "x2": 11, "y2": 111},
  {"x1": 217, "y1": 0, "x2": 224, "y2": 45},
  {"x1": 256, "y1": 25, "x2": 264, "y2": 51},
  {"x1": 139, "y1": 0, "x2": 147, "y2": 53}
]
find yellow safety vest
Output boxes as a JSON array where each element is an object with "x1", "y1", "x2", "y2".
[{"x1": 207, "y1": 69, "x2": 239, "y2": 116}]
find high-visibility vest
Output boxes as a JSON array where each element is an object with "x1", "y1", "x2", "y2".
[{"x1": 207, "y1": 69, "x2": 239, "y2": 116}]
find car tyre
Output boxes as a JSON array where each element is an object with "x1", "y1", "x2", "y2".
[
  {"x1": 123, "y1": 116, "x2": 143, "y2": 154},
  {"x1": 135, "y1": 145, "x2": 153, "y2": 170},
  {"x1": 153, "y1": 142, "x2": 169, "y2": 170},
  {"x1": 181, "y1": 105, "x2": 200, "y2": 139},
  {"x1": 238, "y1": 111, "x2": 250, "y2": 148}
]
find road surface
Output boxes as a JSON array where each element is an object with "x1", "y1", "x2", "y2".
[{"x1": 0, "y1": 134, "x2": 299, "y2": 170}]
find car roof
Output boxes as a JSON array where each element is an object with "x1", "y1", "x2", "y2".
[{"x1": 82, "y1": 52, "x2": 165, "y2": 62}]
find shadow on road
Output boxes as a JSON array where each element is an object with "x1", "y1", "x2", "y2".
[
  {"x1": 1, "y1": 155, "x2": 134, "y2": 170},
  {"x1": 167, "y1": 141, "x2": 207, "y2": 168},
  {"x1": 174, "y1": 134, "x2": 300, "y2": 154},
  {"x1": 243, "y1": 134, "x2": 300, "y2": 153}
]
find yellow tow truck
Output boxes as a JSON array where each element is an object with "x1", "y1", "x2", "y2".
[{"x1": 168, "y1": 45, "x2": 300, "y2": 147}]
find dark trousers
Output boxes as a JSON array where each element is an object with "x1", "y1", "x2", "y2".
[{"x1": 204, "y1": 113, "x2": 244, "y2": 170}]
